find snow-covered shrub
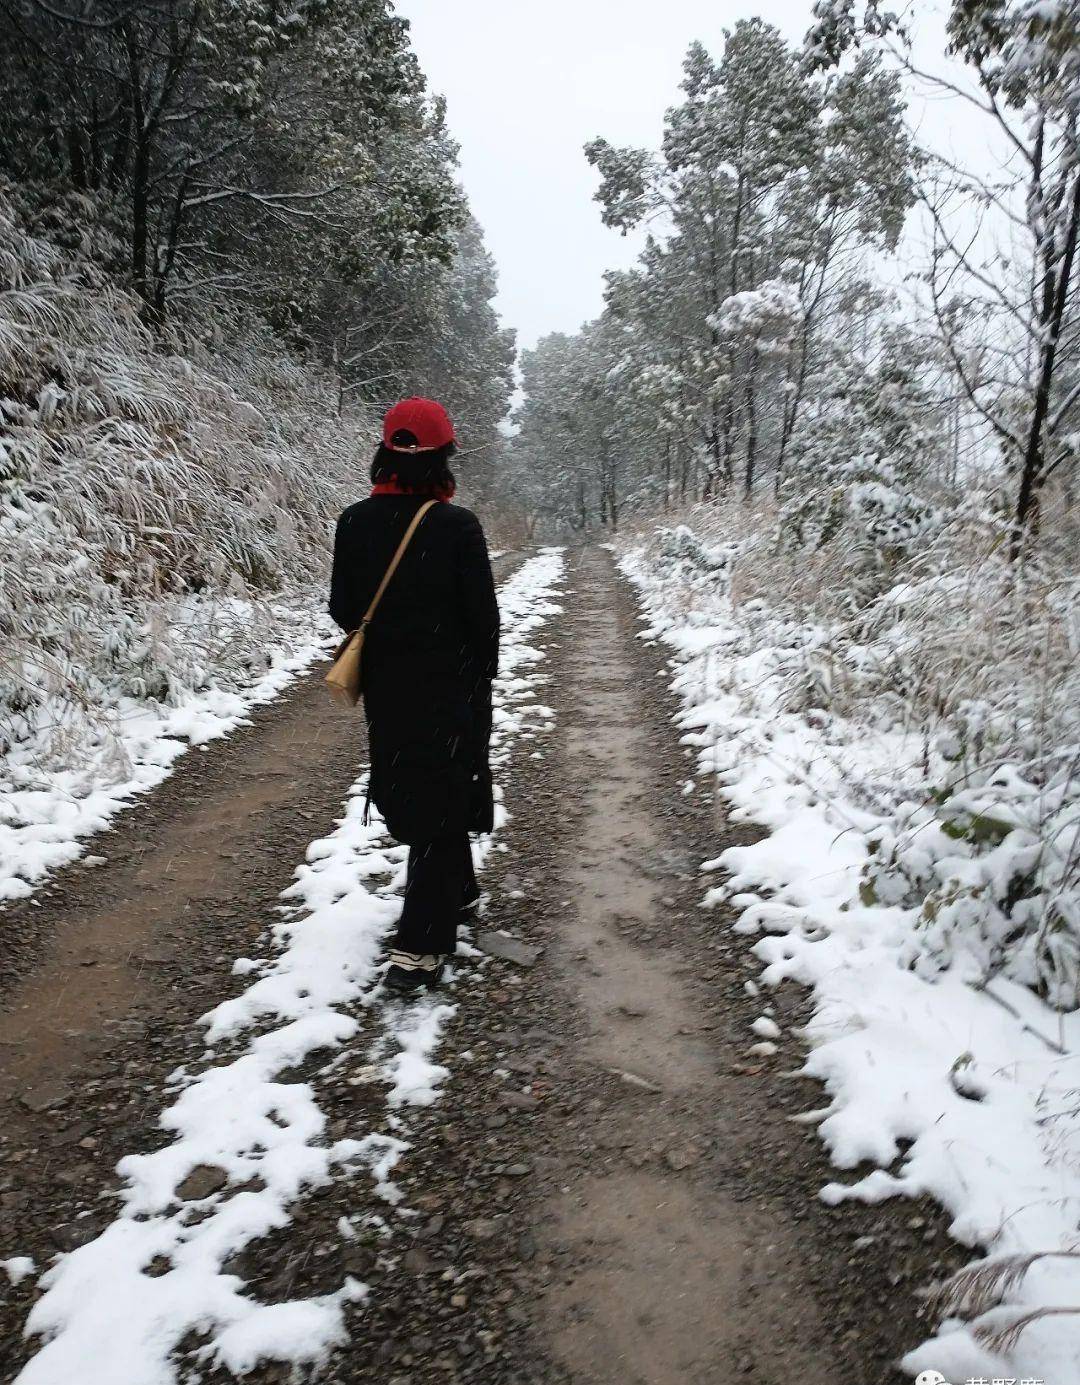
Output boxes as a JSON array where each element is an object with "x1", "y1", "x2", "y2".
[
  {"x1": 654, "y1": 524, "x2": 735, "y2": 588},
  {"x1": 2, "y1": 177, "x2": 130, "y2": 277},
  {"x1": 785, "y1": 384, "x2": 1080, "y2": 1003},
  {"x1": 0, "y1": 188, "x2": 371, "y2": 780},
  {"x1": 628, "y1": 480, "x2": 1080, "y2": 1006},
  {"x1": 778, "y1": 341, "x2": 946, "y2": 606}
]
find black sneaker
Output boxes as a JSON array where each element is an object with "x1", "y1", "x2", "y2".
[{"x1": 384, "y1": 951, "x2": 445, "y2": 995}]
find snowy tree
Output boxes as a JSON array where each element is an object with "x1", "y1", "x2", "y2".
[
  {"x1": 587, "y1": 24, "x2": 819, "y2": 492},
  {"x1": 578, "y1": 22, "x2": 914, "y2": 499},
  {"x1": 772, "y1": 48, "x2": 916, "y2": 485},
  {"x1": 777, "y1": 323, "x2": 950, "y2": 593},
  {"x1": 334, "y1": 216, "x2": 515, "y2": 456},
  {"x1": 513, "y1": 323, "x2": 639, "y2": 532},
  {"x1": 513, "y1": 333, "x2": 597, "y2": 533},
  {"x1": 805, "y1": 0, "x2": 1080, "y2": 554},
  {"x1": 0, "y1": 0, "x2": 464, "y2": 323}
]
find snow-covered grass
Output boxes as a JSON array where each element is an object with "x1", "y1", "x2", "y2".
[
  {"x1": 0, "y1": 596, "x2": 337, "y2": 900},
  {"x1": 619, "y1": 508, "x2": 1080, "y2": 1383},
  {"x1": 9, "y1": 549, "x2": 565, "y2": 1385},
  {"x1": 1, "y1": 187, "x2": 375, "y2": 900}
]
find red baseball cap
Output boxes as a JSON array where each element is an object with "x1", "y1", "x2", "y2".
[{"x1": 382, "y1": 397, "x2": 456, "y2": 451}]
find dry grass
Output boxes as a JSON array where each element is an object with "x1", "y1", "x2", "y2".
[
  {"x1": 0, "y1": 191, "x2": 373, "y2": 773},
  {"x1": 618, "y1": 484, "x2": 1080, "y2": 1006}
]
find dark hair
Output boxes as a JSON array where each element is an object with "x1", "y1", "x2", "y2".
[{"x1": 370, "y1": 428, "x2": 457, "y2": 496}]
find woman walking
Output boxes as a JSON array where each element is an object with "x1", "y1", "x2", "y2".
[{"x1": 329, "y1": 397, "x2": 499, "y2": 995}]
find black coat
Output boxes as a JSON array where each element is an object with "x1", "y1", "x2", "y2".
[{"x1": 328, "y1": 494, "x2": 499, "y2": 845}]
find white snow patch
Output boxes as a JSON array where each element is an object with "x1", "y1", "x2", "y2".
[
  {"x1": 2, "y1": 1256, "x2": 35, "y2": 1285},
  {"x1": 0, "y1": 599, "x2": 338, "y2": 901}
]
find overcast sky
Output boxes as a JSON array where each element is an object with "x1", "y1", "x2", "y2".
[{"x1": 395, "y1": 1, "x2": 988, "y2": 354}]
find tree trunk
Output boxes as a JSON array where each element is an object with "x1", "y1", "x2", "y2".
[
  {"x1": 706, "y1": 398, "x2": 725, "y2": 495},
  {"x1": 719, "y1": 388, "x2": 736, "y2": 486},
  {"x1": 131, "y1": 138, "x2": 150, "y2": 304},
  {"x1": 154, "y1": 173, "x2": 189, "y2": 320},
  {"x1": 67, "y1": 124, "x2": 88, "y2": 189},
  {"x1": 124, "y1": 23, "x2": 152, "y2": 308},
  {"x1": 1011, "y1": 169, "x2": 1080, "y2": 557},
  {"x1": 776, "y1": 320, "x2": 811, "y2": 494},
  {"x1": 743, "y1": 347, "x2": 759, "y2": 497}
]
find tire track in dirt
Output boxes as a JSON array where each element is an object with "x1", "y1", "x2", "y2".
[
  {"x1": 0, "y1": 672, "x2": 362, "y2": 1115},
  {"x1": 529, "y1": 548, "x2": 836, "y2": 1385}
]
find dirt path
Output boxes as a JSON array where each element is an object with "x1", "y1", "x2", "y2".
[
  {"x1": 533, "y1": 549, "x2": 839, "y2": 1384},
  {"x1": 0, "y1": 670, "x2": 366, "y2": 1126},
  {"x1": 0, "y1": 548, "x2": 956, "y2": 1384},
  {"x1": 339, "y1": 547, "x2": 957, "y2": 1385}
]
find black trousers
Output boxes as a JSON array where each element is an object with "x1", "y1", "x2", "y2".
[{"x1": 394, "y1": 833, "x2": 479, "y2": 957}]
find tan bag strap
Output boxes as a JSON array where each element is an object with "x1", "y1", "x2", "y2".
[{"x1": 357, "y1": 498, "x2": 438, "y2": 632}]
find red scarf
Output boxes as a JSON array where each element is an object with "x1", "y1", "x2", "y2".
[{"x1": 371, "y1": 478, "x2": 455, "y2": 501}]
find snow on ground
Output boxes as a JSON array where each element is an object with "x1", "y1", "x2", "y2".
[
  {"x1": 10, "y1": 549, "x2": 564, "y2": 1385},
  {"x1": 620, "y1": 537, "x2": 1080, "y2": 1384},
  {"x1": 0, "y1": 595, "x2": 339, "y2": 902}
]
